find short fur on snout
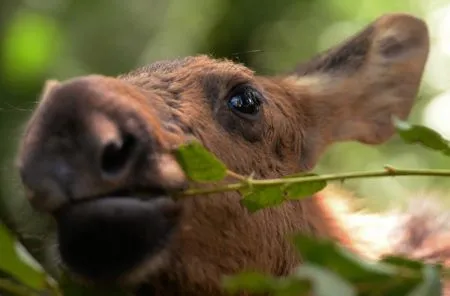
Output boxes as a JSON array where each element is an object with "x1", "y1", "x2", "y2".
[{"x1": 16, "y1": 13, "x2": 434, "y2": 295}]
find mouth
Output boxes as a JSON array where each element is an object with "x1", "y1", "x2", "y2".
[{"x1": 53, "y1": 189, "x2": 181, "y2": 283}]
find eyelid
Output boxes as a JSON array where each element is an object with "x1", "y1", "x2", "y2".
[{"x1": 226, "y1": 84, "x2": 266, "y2": 103}]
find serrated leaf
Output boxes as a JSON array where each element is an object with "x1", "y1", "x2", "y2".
[
  {"x1": 0, "y1": 222, "x2": 47, "y2": 291},
  {"x1": 174, "y1": 141, "x2": 227, "y2": 182},
  {"x1": 294, "y1": 264, "x2": 356, "y2": 296},
  {"x1": 240, "y1": 185, "x2": 284, "y2": 212},
  {"x1": 407, "y1": 265, "x2": 441, "y2": 296},
  {"x1": 393, "y1": 118, "x2": 450, "y2": 156},
  {"x1": 240, "y1": 173, "x2": 326, "y2": 212},
  {"x1": 280, "y1": 173, "x2": 327, "y2": 200},
  {"x1": 283, "y1": 180, "x2": 326, "y2": 200}
]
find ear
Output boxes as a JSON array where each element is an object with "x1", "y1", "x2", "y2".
[{"x1": 289, "y1": 13, "x2": 430, "y2": 170}]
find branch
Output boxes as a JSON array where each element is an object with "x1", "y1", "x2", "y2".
[{"x1": 178, "y1": 166, "x2": 450, "y2": 197}]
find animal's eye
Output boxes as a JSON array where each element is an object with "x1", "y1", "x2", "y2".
[{"x1": 227, "y1": 86, "x2": 262, "y2": 119}]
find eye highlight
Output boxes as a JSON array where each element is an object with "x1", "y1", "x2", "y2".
[{"x1": 227, "y1": 85, "x2": 262, "y2": 119}]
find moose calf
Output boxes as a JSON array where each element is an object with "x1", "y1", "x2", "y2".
[{"x1": 17, "y1": 13, "x2": 448, "y2": 295}]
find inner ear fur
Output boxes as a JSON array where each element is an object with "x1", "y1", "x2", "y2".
[{"x1": 288, "y1": 13, "x2": 430, "y2": 170}]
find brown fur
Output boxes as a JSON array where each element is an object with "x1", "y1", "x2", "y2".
[{"x1": 15, "y1": 13, "x2": 449, "y2": 295}]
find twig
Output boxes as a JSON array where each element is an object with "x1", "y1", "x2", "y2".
[
  {"x1": 226, "y1": 170, "x2": 248, "y2": 182},
  {"x1": 178, "y1": 167, "x2": 450, "y2": 197}
]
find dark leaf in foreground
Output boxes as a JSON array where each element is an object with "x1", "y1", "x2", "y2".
[
  {"x1": 292, "y1": 234, "x2": 428, "y2": 295},
  {"x1": 59, "y1": 273, "x2": 129, "y2": 296},
  {"x1": 222, "y1": 271, "x2": 310, "y2": 296},
  {"x1": 0, "y1": 222, "x2": 47, "y2": 291},
  {"x1": 294, "y1": 264, "x2": 356, "y2": 296},
  {"x1": 394, "y1": 117, "x2": 450, "y2": 156},
  {"x1": 407, "y1": 265, "x2": 441, "y2": 296}
]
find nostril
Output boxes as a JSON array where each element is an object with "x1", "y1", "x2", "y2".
[{"x1": 100, "y1": 133, "x2": 137, "y2": 179}]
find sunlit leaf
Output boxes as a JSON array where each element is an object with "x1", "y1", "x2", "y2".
[
  {"x1": 394, "y1": 117, "x2": 450, "y2": 156},
  {"x1": 294, "y1": 264, "x2": 356, "y2": 296},
  {"x1": 0, "y1": 222, "x2": 46, "y2": 291},
  {"x1": 240, "y1": 185, "x2": 284, "y2": 212},
  {"x1": 174, "y1": 141, "x2": 227, "y2": 182}
]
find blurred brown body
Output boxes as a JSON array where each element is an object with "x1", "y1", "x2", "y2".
[{"x1": 16, "y1": 13, "x2": 449, "y2": 295}]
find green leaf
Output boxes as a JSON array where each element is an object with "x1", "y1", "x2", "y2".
[
  {"x1": 239, "y1": 173, "x2": 325, "y2": 212},
  {"x1": 222, "y1": 271, "x2": 310, "y2": 296},
  {"x1": 174, "y1": 141, "x2": 227, "y2": 182},
  {"x1": 59, "y1": 272, "x2": 130, "y2": 296},
  {"x1": 0, "y1": 277, "x2": 41, "y2": 296},
  {"x1": 282, "y1": 172, "x2": 318, "y2": 179},
  {"x1": 283, "y1": 180, "x2": 326, "y2": 200},
  {"x1": 292, "y1": 234, "x2": 397, "y2": 281},
  {"x1": 380, "y1": 255, "x2": 424, "y2": 271},
  {"x1": 240, "y1": 185, "x2": 284, "y2": 212},
  {"x1": 291, "y1": 235, "x2": 428, "y2": 295},
  {"x1": 393, "y1": 118, "x2": 450, "y2": 156},
  {"x1": 222, "y1": 271, "x2": 279, "y2": 294},
  {"x1": 280, "y1": 173, "x2": 327, "y2": 199},
  {"x1": 0, "y1": 222, "x2": 47, "y2": 291},
  {"x1": 407, "y1": 265, "x2": 441, "y2": 296},
  {"x1": 272, "y1": 279, "x2": 311, "y2": 296},
  {"x1": 294, "y1": 264, "x2": 356, "y2": 296}
]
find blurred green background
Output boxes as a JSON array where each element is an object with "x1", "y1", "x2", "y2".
[{"x1": 1, "y1": 0, "x2": 450, "y2": 273}]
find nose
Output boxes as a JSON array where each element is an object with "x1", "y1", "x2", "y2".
[
  {"x1": 93, "y1": 114, "x2": 138, "y2": 182},
  {"x1": 17, "y1": 76, "x2": 187, "y2": 212},
  {"x1": 19, "y1": 114, "x2": 140, "y2": 212},
  {"x1": 20, "y1": 131, "x2": 138, "y2": 212},
  {"x1": 100, "y1": 133, "x2": 137, "y2": 179}
]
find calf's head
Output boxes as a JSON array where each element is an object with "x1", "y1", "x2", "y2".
[{"x1": 16, "y1": 14, "x2": 429, "y2": 286}]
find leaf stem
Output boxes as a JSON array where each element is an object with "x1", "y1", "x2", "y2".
[
  {"x1": 179, "y1": 167, "x2": 450, "y2": 197},
  {"x1": 226, "y1": 170, "x2": 248, "y2": 182}
]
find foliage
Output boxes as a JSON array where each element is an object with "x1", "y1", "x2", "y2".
[
  {"x1": 0, "y1": 119, "x2": 450, "y2": 295},
  {"x1": 393, "y1": 117, "x2": 450, "y2": 157},
  {"x1": 174, "y1": 141, "x2": 228, "y2": 181},
  {"x1": 1, "y1": 0, "x2": 450, "y2": 295}
]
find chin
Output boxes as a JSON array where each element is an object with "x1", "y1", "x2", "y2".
[{"x1": 53, "y1": 195, "x2": 181, "y2": 285}]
